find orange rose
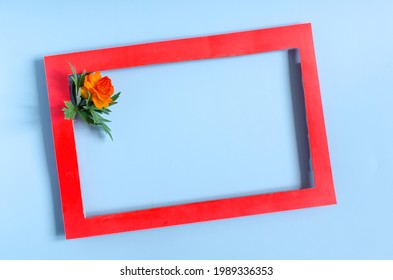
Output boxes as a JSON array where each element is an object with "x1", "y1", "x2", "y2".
[{"x1": 80, "y1": 71, "x2": 114, "y2": 109}]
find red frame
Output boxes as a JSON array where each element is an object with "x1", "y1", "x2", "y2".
[{"x1": 44, "y1": 23, "x2": 335, "y2": 239}]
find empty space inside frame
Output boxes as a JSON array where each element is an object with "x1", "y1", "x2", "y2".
[{"x1": 74, "y1": 49, "x2": 313, "y2": 217}]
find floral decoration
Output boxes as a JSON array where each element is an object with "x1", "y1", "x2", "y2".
[{"x1": 62, "y1": 63, "x2": 121, "y2": 140}]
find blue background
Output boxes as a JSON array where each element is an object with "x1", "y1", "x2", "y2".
[{"x1": 1, "y1": 0, "x2": 393, "y2": 259}]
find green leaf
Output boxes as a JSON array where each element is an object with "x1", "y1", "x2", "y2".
[
  {"x1": 108, "y1": 91, "x2": 121, "y2": 107},
  {"x1": 100, "y1": 122, "x2": 113, "y2": 140},
  {"x1": 76, "y1": 89, "x2": 81, "y2": 105},
  {"x1": 62, "y1": 101, "x2": 77, "y2": 120},
  {"x1": 111, "y1": 92, "x2": 121, "y2": 103},
  {"x1": 77, "y1": 109, "x2": 93, "y2": 124},
  {"x1": 100, "y1": 117, "x2": 111, "y2": 123},
  {"x1": 68, "y1": 62, "x2": 77, "y2": 76},
  {"x1": 70, "y1": 75, "x2": 78, "y2": 86},
  {"x1": 87, "y1": 108, "x2": 113, "y2": 139},
  {"x1": 78, "y1": 70, "x2": 87, "y2": 88},
  {"x1": 89, "y1": 108, "x2": 100, "y2": 125},
  {"x1": 100, "y1": 108, "x2": 112, "y2": 115},
  {"x1": 91, "y1": 106, "x2": 111, "y2": 114}
]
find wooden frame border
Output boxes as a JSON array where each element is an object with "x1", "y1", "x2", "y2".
[{"x1": 44, "y1": 23, "x2": 335, "y2": 239}]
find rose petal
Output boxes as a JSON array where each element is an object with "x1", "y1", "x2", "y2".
[
  {"x1": 92, "y1": 94, "x2": 109, "y2": 109},
  {"x1": 88, "y1": 71, "x2": 102, "y2": 86}
]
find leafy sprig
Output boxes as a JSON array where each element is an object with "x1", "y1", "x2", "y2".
[{"x1": 62, "y1": 63, "x2": 121, "y2": 140}]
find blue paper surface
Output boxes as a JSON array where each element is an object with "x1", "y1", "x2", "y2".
[{"x1": 1, "y1": 0, "x2": 393, "y2": 259}]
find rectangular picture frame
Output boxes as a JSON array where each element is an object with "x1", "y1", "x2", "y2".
[{"x1": 44, "y1": 23, "x2": 336, "y2": 239}]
